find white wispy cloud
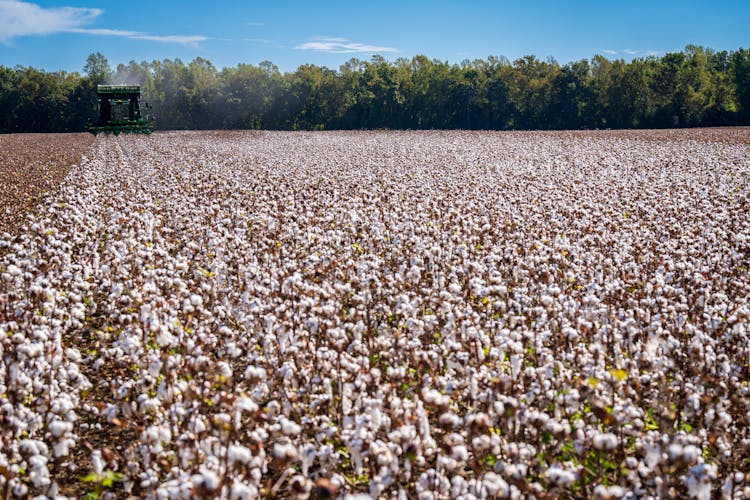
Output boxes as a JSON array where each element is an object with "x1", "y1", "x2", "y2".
[
  {"x1": 600, "y1": 48, "x2": 662, "y2": 57},
  {"x1": 0, "y1": 0, "x2": 206, "y2": 45},
  {"x1": 295, "y1": 37, "x2": 398, "y2": 54},
  {"x1": 244, "y1": 38, "x2": 272, "y2": 44},
  {"x1": 0, "y1": 0, "x2": 101, "y2": 41},
  {"x1": 69, "y1": 28, "x2": 206, "y2": 45}
]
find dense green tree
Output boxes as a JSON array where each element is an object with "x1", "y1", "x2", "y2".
[
  {"x1": 0, "y1": 66, "x2": 19, "y2": 131},
  {"x1": 1, "y1": 46, "x2": 748, "y2": 133},
  {"x1": 731, "y1": 49, "x2": 750, "y2": 123},
  {"x1": 83, "y1": 53, "x2": 111, "y2": 85}
]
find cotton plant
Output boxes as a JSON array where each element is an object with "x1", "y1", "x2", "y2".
[{"x1": 0, "y1": 130, "x2": 748, "y2": 497}]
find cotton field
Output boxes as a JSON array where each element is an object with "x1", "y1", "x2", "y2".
[{"x1": 1, "y1": 129, "x2": 749, "y2": 499}]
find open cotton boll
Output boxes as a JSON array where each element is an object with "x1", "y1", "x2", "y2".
[
  {"x1": 47, "y1": 420, "x2": 72, "y2": 438},
  {"x1": 280, "y1": 417, "x2": 302, "y2": 436},
  {"x1": 593, "y1": 433, "x2": 618, "y2": 451},
  {"x1": 228, "y1": 444, "x2": 253, "y2": 465}
]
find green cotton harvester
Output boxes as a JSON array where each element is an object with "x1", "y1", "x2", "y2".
[{"x1": 88, "y1": 84, "x2": 154, "y2": 135}]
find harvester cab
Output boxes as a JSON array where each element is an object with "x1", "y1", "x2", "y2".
[{"x1": 88, "y1": 84, "x2": 154, "y2": 135}]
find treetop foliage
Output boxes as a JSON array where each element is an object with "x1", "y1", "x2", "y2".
[{"x1": 1, "y1": 46, "x2": 749, "y2": 133}]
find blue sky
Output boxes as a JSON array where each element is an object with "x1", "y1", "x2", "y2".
[{"x1": 1, "y1": 0, "x2": 748, "y2": 74}]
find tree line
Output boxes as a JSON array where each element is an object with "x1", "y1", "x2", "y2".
[{"x1": 1, "y1": 45, "x2": 749, "y2": 133}]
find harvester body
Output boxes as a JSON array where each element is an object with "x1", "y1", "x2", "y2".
[{"x1": 88, "y1": 84, "x2": 154, "y2": 135}]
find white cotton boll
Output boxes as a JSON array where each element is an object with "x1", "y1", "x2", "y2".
[
  {"x1": 48, "y1": 420, "x2": 72, "y2": 437},
  {"x1": 510, "y1": 354, "x2": 523, "y2": 378},
  {"x1": 482, "y1": 472, "x2": 509, "y2": 497},
  {"x1": 272, "y1": 441, "x2": 299, "y2": 462},
  {"x1": 65, "y1": 348, "x2": 82, "y2": 363},
  {"x1": 228, "y1": 444, "x2": 253, "y2": 464},
  {"x1": 546, "y1": 465, "x2": 577, "y2": 487},
  {"x1": 230, "y1": 480, "x2": 258, "y2": 499},
  {"x1": 438, "y1": 455, "x2": 460, "y2": 472},
  {"x1": 682, "y1": 445, "x2": 700, "y2": 464},
  {"x1": 422, "y1": 388, "x2": 450, "y2": 407},
  {"x1": 28, "y1": 455, "x2": 47, "y2": 471},
  {"x1": 197, "y1": 470, "x2": 220, "y2": 491},
  {"x1": 236, "y1": 396, "x2": 258, "y2": 413},
  {"x1": 155, "y1": 327, "x2": 176, "y2": 347},
  {"x1": 668, "y1": 444, "x2": 684, "y2": 462},
  {"x1": 225, "y1": 340, "x2": 243, "y2": 357},
  {"x1": 12, "y1": 484, "x2": 28, "y2": 497},
  {"x1": 217, "y1": 361, "x2": 232, "y2": 379},
  {"x1": 540, "y1": 295, "x2": 553, "y2": 306},
  {"x1": 193, "y1": 418, "x2": 207, "y2": 434},
  {"x1": 562, "y1": 326, "x2": 578, "y2": 341},
  {"x1": 91, "y1": 450, "x2": 104, "y2": 475},
  {"x1": 103, "y1": 404, "x2": 119, "y2": 422},
  {"x1": 190, "y1": 294, "x2": 203, "y2": 306},
  {"x1": 493, "y1": 401, "x2": 506, "y2": 416},
  {"x1": 29, "y1": 467, "x2": 51, "y2": 489},
  {"x1": 644, "y1": 441, "x2": 662, "y2": 469},
  {"x1": 594, "y1": 485, "x2": 626, "y2": 498},
  {"x1": 450, "y1": 445, "x2": 468, "y2": 462},
  {"x1": 280, "y1": 418, "x2": 302, "y2": 436},
  {"x1": 20, "y1": 439, "x2": 48, "y2": 457},
  {"x1": 685, "y1": 463, "x2": 717, "y2": 500},
  {"x1": 439, "y1": 412, "x2": 462, "y2": 429},
  {"x1": 53, "y1": 438, "x2": 74, "y2": 457},
  {"x1": 148, "y1": 316, "x2": 161, "y2": 333},
  {"x1": 472, "y1": 435, "x2": 492, "y2": 452},
  {"x1": 592, "y1": 433, "x2": 618, "y2": 451},
  {"x1": 717, "y1": 411, "x2": 732, "y2": 427},
  {"x1": 245, "y1": 365, "x2": 267, "y2": 381},
  {"x1": 451, "y1": 475, "x2": 467, "y2": 498}
]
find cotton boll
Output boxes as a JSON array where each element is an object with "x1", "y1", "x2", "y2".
[
  {"x1": 438, "y1": 412, "x2": 462, "y2": 429},
  {"x1": 228, "y1": 444, "x2": 253, "y2": 465},
  {"x1": 53, "y1": 438, "x2": 74, "y2": 457},
  {"x1": 280, "y1": 417, "x2": 302, "y2": 436},
  {"x1": 236, "y1": 396, "x2": 259, "y2": 413},
  {"x1": 91, "y1": 450, "x2": 104, "y2": 475},
  {"x1": 681, "y1": 445, "x2": 700, "y2": 465},
  {"x1": 450, "y1": 445, "x2": 468, "y2": 462},
  {"x1": 194, "y1": 469, "x2": 220, "y2": 491},
  {"x1": 244, "y1": 365, "x2": 267, "y2": 381},
  {"x1": 272, "y1": 440, "x2": 299, "y2": 462},
  {"x1": 593, "y1": 433, "x2": 618, "y2": 451},
  {"x1": 482, "y1": 472, "x2": 509, "y2": 497},
  {"x1": 546, "y1": 465, "x2": 577, "y2": 487},
  {"x1": 230, "y1": 480, "x2": 258, "y2": 500},
  {"x1": 48, "y1": 420, "x2": 72, "y2": 438}
]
